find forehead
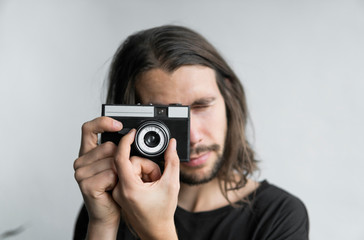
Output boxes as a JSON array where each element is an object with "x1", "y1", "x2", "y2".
[{"x1": 135, "y1": 65, "x2": 221, "y2": 105}]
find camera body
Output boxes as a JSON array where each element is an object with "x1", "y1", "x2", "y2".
[{"x1": 101, "y1": 104, "x2": 190, "y2": 162}]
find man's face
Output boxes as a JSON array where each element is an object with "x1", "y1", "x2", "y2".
[{"x1": 136, "y1": 65, "x2": 228, "y2": 185}]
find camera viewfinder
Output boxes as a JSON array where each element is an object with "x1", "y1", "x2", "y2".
[{"x1": 155, "y1": 107, "x2": 168, "y2": 117}]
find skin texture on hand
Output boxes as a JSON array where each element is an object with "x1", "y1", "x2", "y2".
[
  {"x1": 73, "y1": 117, "x2": 123, "y2": 239},
  {"x1": 74, "y1": 117, "x2": 179, "y2": 239},
  {"x1": 112, "y1": 129, "x2": 180, "y2": 240}
]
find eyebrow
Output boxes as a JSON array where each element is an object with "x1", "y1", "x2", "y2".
[
  {"x1": 147, "y1": 97, "x2": 216, "y2": 106},
  {"x1": 191, "y1": 97, "x2": 216, "y2": 106}
]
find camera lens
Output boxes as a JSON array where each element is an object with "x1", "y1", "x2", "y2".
[
  {"x1": 135, "y1": 121, "x2": 170, "y2": 158},
  {"x1": 144, "y1": 131, "x2": 161, "y2": 148}
]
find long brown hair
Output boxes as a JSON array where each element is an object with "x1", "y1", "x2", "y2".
[{"x1": 106, "y1": 25, "x2": 258, "y2": 203}]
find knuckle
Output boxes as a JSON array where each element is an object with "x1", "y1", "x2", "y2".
[
  {"x1": 78, "y1": 170, "x2": 118, "y2": 199},
  {"x1": 120, "y1": 189, "x2": 135, "y2": 203},
  {"x1": 129, "y1": 156, "x2": 139, "y2": 163},
  {"x1": 114, "y1": 155, "x2": 124, "y2": 167},
  {"x1": 100, "y1": 116, "x2": 112, "y2": 127},
  {"x1": 78, "y1": 179, "x2": 91, "y2": 194},
  {"x1": 105, "y1": 169, "x2": 118, "y2": 181},
  {"x1": 74, "y1": 168, "x2": 84, "y2": 182},
  {"x1": 169, "y1": 181, "x2": 180, "y2": 192},
  {"x1": 73, "y1": 158, "x2": 81, "y2": 170},
  {"x1": 100, "y1": 116, "x2": 111, "y2": 122},
  {"x1": 166, "y1": 156, "x2": 179, "y2": 168},
  {"x1": 81, "y1": 121, "x2": 91, "y2": 133},
  {"x1": 172, "y1": 158, "x2": 180, "y2": 168},
  {"x1": 79, "y1": 182, "x2": 99, "y2": 200},
  {"x1": 103, "y1": 141, "x2": 117, "y2": 152}
]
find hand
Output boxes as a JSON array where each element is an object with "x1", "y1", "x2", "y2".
[
  {"x1": 73, "y1": 117, "x2": 123, "y2": 239},
  {"x1": 112, "y1": 129, "x2": 180, "y2": 240}
]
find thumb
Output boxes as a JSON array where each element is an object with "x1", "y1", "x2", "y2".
[{"x1": 161, "y1": 138, "x2": 180, "y2": 185}]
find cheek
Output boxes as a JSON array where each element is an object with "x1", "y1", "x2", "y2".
[
  {"x1": 206, "y1": 105, "x2": 228, "y2": 144},
  {"x1": 216, "y1": 103, "x2": 228, "y2": 144},
  {"x1": 217, "y1": 111, "x2": 228, "y2": 144}
]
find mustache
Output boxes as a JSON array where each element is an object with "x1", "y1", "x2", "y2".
[{"x1": 190, "y1": 144, "x2": 221, "y2": 156}]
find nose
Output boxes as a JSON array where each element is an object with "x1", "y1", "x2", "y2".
[{"x1": 189, "y1": 114, "x2": 202, "y2": 147}]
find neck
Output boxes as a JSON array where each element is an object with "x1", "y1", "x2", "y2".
[
  {"x1": 177, "y1": 177, "x2": 259, "y2": 213},
  {"x1": 178, "y1": 178, "x2": 222, "y2": 212}
]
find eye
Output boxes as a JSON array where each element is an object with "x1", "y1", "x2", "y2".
[
  {"x1": 191, "y1": 104, "x2": 213, "y2": 113},
  {"x1": 192, "y1": 104, "x2": 209, "y2": 109},
  {"x1": 191, "y1": 97, "x2": 216, "y2": 111}
]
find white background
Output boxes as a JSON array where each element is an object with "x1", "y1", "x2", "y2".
[{"x1": 1, "y1": 1, "x2": 363, "y2": 239}]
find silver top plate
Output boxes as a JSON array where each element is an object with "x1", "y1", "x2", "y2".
[
  {"x1": 104, "y1": 105, "x2": 154, "y2": 117},
  {"x1": 104, "y1": 105, "x2": 189, "y2": 118}
]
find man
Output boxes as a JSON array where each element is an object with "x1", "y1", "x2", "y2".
[{"x1": 73, "y1": 25, "x2": 309, "y2": 240}]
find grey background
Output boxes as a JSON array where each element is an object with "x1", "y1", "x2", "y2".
[{"x1": 1, "y1": 0, "x2": 363, "y2": 239}]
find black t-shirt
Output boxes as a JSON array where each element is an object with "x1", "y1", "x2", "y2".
[{"x1": 74, "y1": 180, "x2": 309, "y2": 240}]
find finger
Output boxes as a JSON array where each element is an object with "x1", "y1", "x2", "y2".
[
  {"x1": 78, "y1": 169, "x2": 119, "y2": 197},
  {"x1": 74, "y1": 141, "x2": 117, "y2": 170},
  {"x1": 130, "y1": 157, "x2": 162, "y2": 182},
  {"x1": 114, "y1": 129, "x2": 136, "y2": 179},
  {"x1": 80, "y1": 116, "x2": 122, "y2": 156},
  {"x1": 74, "y1": 157, "x2": 116, "y2": 182},
  {"x1": 161, "y1": 138, "x2": 180, "y2": 186}
]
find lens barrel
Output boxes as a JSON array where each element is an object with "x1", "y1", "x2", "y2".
[{"x1": 135, "y1": 121, "x2": 170, "y2": 157}]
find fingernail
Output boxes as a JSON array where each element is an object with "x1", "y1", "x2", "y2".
[
  {"x1": 171, "y1": 138, "x2": 177, "y2": 150},
  {"x1": 113, "y1": 120, "x2": 122, "y2": 129}
]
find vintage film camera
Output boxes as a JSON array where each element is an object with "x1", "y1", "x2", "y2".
[{"x1": 101, "y1": 104, "x2": 190, "y2": 162}]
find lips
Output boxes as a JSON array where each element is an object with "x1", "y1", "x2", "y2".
[{"x1": 183, "y1": 152, "x2": 211, "y2": 167}]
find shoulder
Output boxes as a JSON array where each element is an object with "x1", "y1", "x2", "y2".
[
  {"x1": 253, "y1": 180, "x2": 307, "y2": 210},
  {"x1": 249, "y1": 180, "x2": 309, "y2": 239}
]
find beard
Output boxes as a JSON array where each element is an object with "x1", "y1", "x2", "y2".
[{"x1": 180, "y1": 143, "x2": 224, "y2": 185}]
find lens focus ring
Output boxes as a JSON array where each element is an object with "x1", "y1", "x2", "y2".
[{"x1": 135, "y1": 121, "x2": 170, "y2": 157}]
